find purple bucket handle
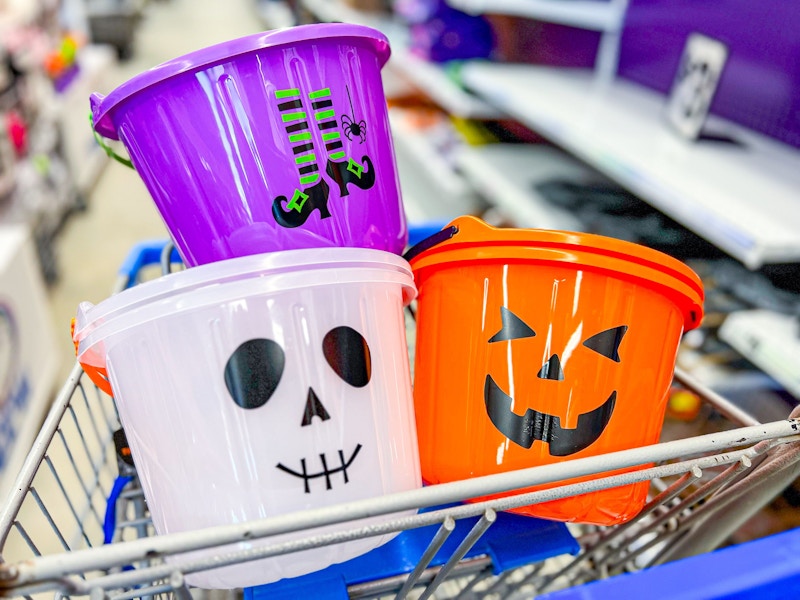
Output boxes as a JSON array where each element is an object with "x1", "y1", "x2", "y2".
[
  {"x1": 90, "y1": 92, "x2": 119, "y2": 140},
  {"x1": 89, "y1": 93, "x2": 134, "y2": 169}
]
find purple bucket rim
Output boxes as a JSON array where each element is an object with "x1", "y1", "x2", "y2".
[{"x1": 91, "y1": 23, "x2": 392, "y2": 139}]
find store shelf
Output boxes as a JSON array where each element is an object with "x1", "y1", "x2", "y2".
[
  {"x1": 719, "y1": 309, "x2": 800, "y2": 400},
  {"x1": 389, "y1": 52, "x2": 502, "y2": 120},
  {"x1": 454, "y1": 144, "x2": 595, "y2": 231},
  {"x1": 390, "y1": 108, "x2": 481, "y2": 222},
  {"x1": 300, "y1": 0, "x2": 502, "y2": 119},
  {"x1": 445, "y1": 0, "x2": 626, "y2": 31},
  {"x1": 461, "y1": 64, "x2": 800, "y2": 269}
]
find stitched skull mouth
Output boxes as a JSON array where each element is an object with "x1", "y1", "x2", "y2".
[
  {"x1": 276, "y1": 444, "x2": 362, "y2": 493},
  {"x1": 484, "y1": 375, "x2": 616, "y2": 456}
]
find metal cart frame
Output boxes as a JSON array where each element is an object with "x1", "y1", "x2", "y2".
[{"x1": 2, "y1": 242, "x2": 800, "y2": 599}]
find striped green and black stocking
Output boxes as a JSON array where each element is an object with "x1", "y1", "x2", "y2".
[{"x1": 271, "y1": 87, "x2": 331, "y2": 228}]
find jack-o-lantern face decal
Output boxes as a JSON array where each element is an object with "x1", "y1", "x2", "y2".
[
  {"x1": 484, "y1": 307, "x2": 627, "y2": 456},
  {"x1": 223, "y1": 326, "x2": 371, "y2": 493}
]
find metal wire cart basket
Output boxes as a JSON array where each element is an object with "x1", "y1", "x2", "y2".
[{"x1": 2, "y1": 241, "x2": 800, "y2": 600}]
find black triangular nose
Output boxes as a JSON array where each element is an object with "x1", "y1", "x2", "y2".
[
  {"x1": 301, "y1": 387, "x2": 331, "y2": 426},
  {"x1": 537, "y1": 354, "x2": 564, "y2": 380}
]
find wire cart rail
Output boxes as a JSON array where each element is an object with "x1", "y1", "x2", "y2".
[{"x1": 2, "y1": 241, "x2": 800, "y2": 600}]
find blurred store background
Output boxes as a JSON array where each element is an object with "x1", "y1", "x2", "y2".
[{"x1": 2, "y1": 0, "x2": 800, "y2": 560}]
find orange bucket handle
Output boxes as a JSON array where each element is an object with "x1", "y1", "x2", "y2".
[
  {"x1": 403, "y1": 225, "x2": 458, "y2": 263},
  {"x1": 71, "y1": 318, "x2": 114, "y2": 397}
]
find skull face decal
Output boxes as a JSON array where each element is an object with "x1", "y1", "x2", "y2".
[
  {"x1": 224, "y1": 326, "x2": 372, "y2": 493},
  {"x1": 484, "y1": 307, "x2": 627, "y2": 457}
]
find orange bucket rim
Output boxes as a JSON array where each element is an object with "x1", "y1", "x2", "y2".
[{"x1": 407, "y1": 216, "x2": 704, "y2": 328}]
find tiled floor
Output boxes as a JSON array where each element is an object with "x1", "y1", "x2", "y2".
[{"x1": 48, "y1": 0, "x2": 266, "y2": 383}]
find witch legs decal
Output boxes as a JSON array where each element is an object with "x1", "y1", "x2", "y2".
[
  {"x1": 272, "y1": 88, "x2": 332, "y2": 228},
  {"x1": 272, "y1": 85, "x2": 376, "y2": 229}
]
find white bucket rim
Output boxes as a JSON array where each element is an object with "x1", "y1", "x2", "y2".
[{"x1": 75, "y1": 249, "x2": 415, "y2": 369}]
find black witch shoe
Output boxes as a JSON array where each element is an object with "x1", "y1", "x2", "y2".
[
  {"x1": 325, "y1": 156, "x2": 376, "y2": 197},
  {"x1": 272, "y1": 178, "x2": 331, "y2": 228}
]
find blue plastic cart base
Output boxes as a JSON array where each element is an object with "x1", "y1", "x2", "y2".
[
  {"x1": 541, "y1": 526, "x2": 800, "y2": 600},
  {"x1": 245, "y1": 504, "x2": 578, "y2": 600}
]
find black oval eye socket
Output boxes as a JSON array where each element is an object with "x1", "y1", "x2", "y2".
[
  {"x1": 225, "y1": 338, "x2": 285, "y2": 409},
  {"x1": 323, "y1": 326, "x2": 371, "y2": 387},
  {"x1": 583, "y1": 325, "x2": 628, "y2": 362},
  {"x1": 489, "y1": 307, "x2": 536, "y2": 343}
]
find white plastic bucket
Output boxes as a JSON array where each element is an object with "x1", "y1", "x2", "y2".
[{"x1": 75, "y1": 248, "x2": 421, "y2": 588}]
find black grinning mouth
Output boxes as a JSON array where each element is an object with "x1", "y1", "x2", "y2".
[
  {"x1": 484, "y1": 375, "x2": 616, "y2": 456},
  {"x1": 276, "y1": 444, "x2": 362, "y2": 493}
]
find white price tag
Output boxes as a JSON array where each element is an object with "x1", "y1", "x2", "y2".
[{"x1": 666, "y1": 33, "x2": 729, "y2": 140}]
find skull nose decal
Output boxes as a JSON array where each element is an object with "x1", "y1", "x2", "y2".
[
  {"x1": 484, "y1": 375, "x2": 616, "y2": 456},
  {"x1": 301, "y1": 387, "x2": 331, "y2": 426}
]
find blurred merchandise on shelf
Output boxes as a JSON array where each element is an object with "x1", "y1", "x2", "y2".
[
  {"x1": 618, "y1": 0, "x2": 800, "y2": 150},
  {"x1": 0, "y1": 2, "x2": 122, "y2": 282},
  {"x1": 687, "y1": 259, "x2": 800, "y2": 409},
  {"x1": 0, "y1": 224, "x2": 58, "y2": 506},
  {"x1": 4, "y1": 110, "x2": 26, "y2": 155},
  {"x1": 388, "y1": 104, "x2": 484, "y2": 222},
  {"x1": 53, "y1": 44, "x2": 115, "y2": 199},
  {"x1": 85, "y1": 0, "x2": 145, "y2": 60},
  {"x1": 395, "y1": 0, "x2": 495, "y2": 62},
  {"x1": 666, "y1": 387, "x2": 703, "y2": 422},
  {"x1": 0, "y1": 118, "x2": 14, "y2": 201},
  {"x1": 43, "y1": 32, "x2": 82, "y2": 88},
  {"x1": 719, "y1": 310, "x2": 800, "y2": 402},
  {"x1": 410, "y1": 9, "x2": 493, "y2": 63},
  {"x1": 486, "y1": 15, "x2": 601, "y2": 67},
  {"x1": 343, "y1": 0, "x2": 391, "y2": 13},
  {"x1": 534, "y1": 178, "x2": 723, "y2": 260}
]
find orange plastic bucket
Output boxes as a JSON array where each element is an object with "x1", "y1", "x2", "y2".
[{"x1": 409, "y1": 216, "x2": 704, "y2": 525}]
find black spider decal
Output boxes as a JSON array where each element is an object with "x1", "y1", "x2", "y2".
[{"x1": 341, "y1": 86, "x2": 367, "y2": 143}]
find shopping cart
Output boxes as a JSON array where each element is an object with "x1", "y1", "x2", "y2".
[{"x1": 2, "y1": 239, "x2": 800, "y2": 600}]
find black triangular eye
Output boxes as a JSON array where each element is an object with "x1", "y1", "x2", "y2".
[
  {"x1": 225, "y1": 338, "x2": 285, "y2": 409},
  {"x1": 489, "y1": 307, "x2": 536, "y2": 343},
  {"x1": 583, "y1": 326, "x2": 628, "y2": 362},
  {"x1": 323, "y1": 326, "x2": 371, "y2": 387}
]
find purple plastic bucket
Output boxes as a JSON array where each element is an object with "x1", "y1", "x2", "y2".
[{"x1": 90, "y1": 24, "x2": 407, "y2": 266}]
